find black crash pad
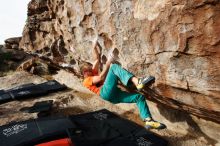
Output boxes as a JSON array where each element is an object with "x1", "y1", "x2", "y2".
[
  {"x1": 5, "y1": 83, "x2": 36, "y2": 92},
  {"x1": 0, "y1": 81, "x2": 67, "y2": 105},
  {"x1": 0, "y1": 93, "x2": 12, "y2": 104},
  {"x1": 20, "y1": 100, "x2": 53, "y2": 113},
  {"x1": 0, "y1": 109, "x2": 168, "y2": 146},
  {"x1": 69, "y1": 109, "x2": 168, "y2": 146},
  {"x1": 37, "y1": 80, "x2": 67, "y2": 93},
  {"x1": 0, "y1": 90, "x2": 5, "y2": 96},
  {"x1": 8, "y1": 85, "x2": 48, "y2": 100},
  {"x1": 0, "y1": 117, "x2": 76, "y2": 146}
]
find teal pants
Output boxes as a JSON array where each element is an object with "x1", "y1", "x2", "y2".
[{"x1": 100, "y1": 64, "x2": 152, "y2": 119}]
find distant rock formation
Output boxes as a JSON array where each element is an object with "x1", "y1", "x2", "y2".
[
  {"x1": 4, "y1": 37, "x2": 21, "y2": 49},
  {"x1": 19, "y1": 0, "x2": 220, "y2": 144}
]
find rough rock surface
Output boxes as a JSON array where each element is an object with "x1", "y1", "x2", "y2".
[
  {"x1": 18, "y1": 0, "x2": 220, "y2": 145},
  {"x1": 4, "y1": 37, "x2": 22, "y2": 49},
  {"x1": 0, "y1": 47, "x2": 28, "y2": 77}
]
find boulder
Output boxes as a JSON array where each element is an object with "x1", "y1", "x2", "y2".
[
  {"x1": 18, "y1": 0, "x2": 220, "y2": 144},
  {"x1": 16, "y1": 58, "x2": 36, "y2": 71},
  {"x1": 4, "y1": 37, "x2": 21, "y2": 45},
  {"x1": 0, "y1": 45, "x2": 5, "y2": 53},
  {"x1": 4, "y1": 37, "x2": 22, "y2": 50}
]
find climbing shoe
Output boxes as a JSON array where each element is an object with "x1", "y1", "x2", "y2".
[
  {"x1": 136, "y1": 76, "x2": 155, "y2": 91},
  {"x1": 145, "y1": 119, "x2": 166, "y2": 130}
]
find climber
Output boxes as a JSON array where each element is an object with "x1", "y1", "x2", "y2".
[{"x1": 81, "y1": 41, "x2": 166, "y2": 129}]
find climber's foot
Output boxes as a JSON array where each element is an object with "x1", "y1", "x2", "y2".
[
  {"x1": 145, "y1": 119, "x2": 166, "y2": 130},
  {"x1": 136, "y1": 76, "x2": 155, "y2": 91}
]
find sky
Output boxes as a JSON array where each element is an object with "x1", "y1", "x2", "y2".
[{"x1": 0, "y1": 0, "x2": 30, "y2": 44}]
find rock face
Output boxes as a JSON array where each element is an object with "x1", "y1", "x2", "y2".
[{"x1": 19, "y1": 0, "x2": 220, "y2": 144}]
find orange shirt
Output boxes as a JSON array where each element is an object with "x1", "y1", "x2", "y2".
[
  {"x1": 83, "y1": 76, "x2": 102, "y2": 95},
  {"x1": 83, "y1": 69, "x2": 103, "y2": 95}
]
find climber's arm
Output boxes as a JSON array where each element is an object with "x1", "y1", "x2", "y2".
[
  {"x1": 92, "y1": 60, "x2": 111, "y2": 84},
  {"x1": 92, "y1": 42, "x2": 101, "y2": 72}
]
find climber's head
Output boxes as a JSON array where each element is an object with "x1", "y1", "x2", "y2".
[{"x1": 80, "y1": 62, "x2": 93, "y2": 78}]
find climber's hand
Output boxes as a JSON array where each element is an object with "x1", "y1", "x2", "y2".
[{"x1": 107, "y1": 48, "x2": 119, "y2": 63}]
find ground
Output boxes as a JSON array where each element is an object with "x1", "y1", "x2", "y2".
[{"x1": 0, "y1": 70, "x2": 212, "y2": 146}]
